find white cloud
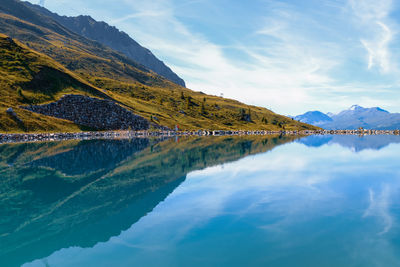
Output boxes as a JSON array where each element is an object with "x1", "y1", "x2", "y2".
[
  {"x1": 111, "y1": 0, "x2": 400, "y2": 114},
  {"x1": 349, "y1": 0, "x2": 392, "y2": 21},
  {"x1": 350, "y1": 0, "x2": 396, "y2": 73},
  {"x1": 111, "y1": 0, "x2": 347, "y2": 114}
]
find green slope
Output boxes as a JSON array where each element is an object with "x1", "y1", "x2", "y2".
[
  {"x1": 0, "y1": 34, "x2": 105, "y2": 132},
  {"x1": 0, "y1": 0, "x2": 318, "y2": 132}
]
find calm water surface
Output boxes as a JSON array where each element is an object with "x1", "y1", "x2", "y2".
[{"x1": 2, "y1": 135, "x2": 400, "y2": 267}]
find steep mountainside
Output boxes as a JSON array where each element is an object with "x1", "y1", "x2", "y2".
[
  {"x1": 24, "y1": 1, "x2": 186, "y2": 87},
  {"x1": 0, "y1": 0, "x2": 317, "y2": 133},
  {"x1": 294, "y1": 105, "x2": 400, "y2": 130}
]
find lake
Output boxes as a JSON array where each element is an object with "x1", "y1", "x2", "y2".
[{"x1": 2, "y1": 134, "x2": 400, "y2": 267}]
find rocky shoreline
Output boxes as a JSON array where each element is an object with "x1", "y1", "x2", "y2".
[{"x1": 0, "y1": 129, "x2": 399, "y2": 144}]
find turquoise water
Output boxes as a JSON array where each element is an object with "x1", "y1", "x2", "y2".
[{"x1": 2, "y1": 135, "x2": 400, "y2": 266}]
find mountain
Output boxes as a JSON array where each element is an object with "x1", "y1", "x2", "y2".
[
  {"x1": 0, "y1": 0, "x2": 317, "y2": 133},
  {"x1": 293, "y1": 111, "x2": 332, "y2": 126},
  {"x1": 24, "y1": 1, "x2": 186, "y2": 87},
  {"x1": 294, "y1": 105, "x2": 400, "y2": 130}
]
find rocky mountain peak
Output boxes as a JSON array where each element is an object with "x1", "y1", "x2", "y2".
[{"x1": 348, "y1": 104, "x2": 363, "y2": 111}]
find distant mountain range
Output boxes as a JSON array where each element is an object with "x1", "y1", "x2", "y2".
[
  {"x1": 24, "y1": 1, "x2": 186, "y2": 87},
  {"x1": 294, "y1": 105, "x2": 400, "y2": 130}
]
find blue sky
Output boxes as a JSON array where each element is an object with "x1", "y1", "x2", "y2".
[{"x1": 27, "y1": 0, "x2": 400, "y2": 115}]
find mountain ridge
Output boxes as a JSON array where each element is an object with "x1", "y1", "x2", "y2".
[
  {"x1": 23, "y1": 1, "x2": 186, "y2": 87},
  {"x1": 292, "y1": 111, "x2": 332, "y2": 126},
  {"x1": 294, "y1": 105, "x2": 400, "y2": 130}
]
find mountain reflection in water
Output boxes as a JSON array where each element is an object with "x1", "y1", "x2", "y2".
[
  {"x1": 298, "y1": 134, "x2": 400, "y2": 152},
  {"x1": 0, "y1": 135, "x2": 297, "y2": 267}
]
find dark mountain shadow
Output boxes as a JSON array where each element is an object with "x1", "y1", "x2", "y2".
[
  {"x1": 298, "y1": 134, "x2": 400, "y2": 152},
  {"x1": 0, "y1": 135, "x2": 299, "y2": 267}
]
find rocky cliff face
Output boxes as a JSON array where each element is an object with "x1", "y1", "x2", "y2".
[
  {"x1": 22, "y1": 95, "x2": 150, "y2": 130},
  {"x1": 24, "y1": 2, "x2": 186, "y2": 87}
]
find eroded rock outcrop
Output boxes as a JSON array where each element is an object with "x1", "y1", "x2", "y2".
[{"x1": 22, "y1": 94, "x2": 149, "y2": 130}]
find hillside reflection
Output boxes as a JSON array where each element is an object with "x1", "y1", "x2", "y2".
[{"x1": 0, "y1": 135, "x2": 298, "y2": 267}]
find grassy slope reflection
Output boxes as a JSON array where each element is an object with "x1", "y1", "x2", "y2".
[{"x1": 0, "y1": 135, "x2": 299, "y2": 267}]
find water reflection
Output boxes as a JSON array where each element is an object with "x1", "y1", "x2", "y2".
[
  {"x1": 298, "y1": 134, "x2": 400, "y2": 151},
  {"x1": 0, "y1": 135, "x2": 296, "y2": 267},
  {"x1": 19, "y1": 135, "x2": 400, "y2": 267}
]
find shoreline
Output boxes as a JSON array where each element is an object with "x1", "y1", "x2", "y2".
[{"x1": 1, "y1": 129, "x2": 400, "y2": 144}]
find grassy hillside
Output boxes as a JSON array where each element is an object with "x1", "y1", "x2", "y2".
[
  {"x1": 0, "y1": 34, "x2": 105, "y2": 132},
  {"x1": 0, "y1": 1, "x2": 318, "y2": 133}
]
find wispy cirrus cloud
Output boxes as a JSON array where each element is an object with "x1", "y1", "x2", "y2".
[
  {"x1": 109, "y1": 0, "x2": 349, "y2": 113},
  {"x1": 349, "y1": 0, "x2": 397, "y2": 73}
]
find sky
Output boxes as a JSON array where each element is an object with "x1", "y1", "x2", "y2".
[{"x1": 27, "y1": 0, "x2": 400, "y2": 115}]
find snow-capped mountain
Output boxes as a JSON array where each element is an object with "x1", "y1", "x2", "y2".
[{"x1": 294, "y1": 105, "x2": 400, "y2": 130}]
